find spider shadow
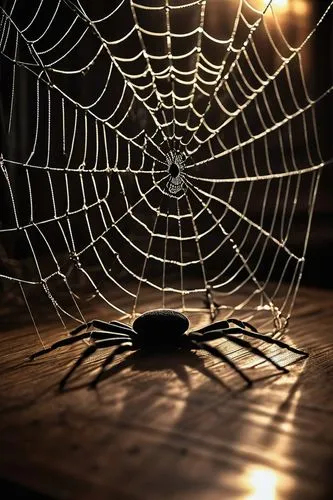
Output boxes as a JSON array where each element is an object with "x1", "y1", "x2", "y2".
[
  {"x1": 63, "y1": 348, "x2": 235, "y2": 393},
  {"x1": 62, "y1": 340, "x2": 297, "y2": 395}
]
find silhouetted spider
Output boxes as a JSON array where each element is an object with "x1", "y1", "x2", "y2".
[{"x1": 29, "y1": 309, "x2": 308, "y2": 390}]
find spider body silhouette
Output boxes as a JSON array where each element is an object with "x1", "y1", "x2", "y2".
[{"x1": 29, "y1": 309, "x2": 308, "y2": 390}]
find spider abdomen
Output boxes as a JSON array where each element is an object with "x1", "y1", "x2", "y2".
[{"x1": 133, "y1": 309, "x2": 189, "y2": 345}]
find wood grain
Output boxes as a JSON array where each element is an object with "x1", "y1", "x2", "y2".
[{"x1": 0, "y1": 286, "x2": 333, "y2": 499}]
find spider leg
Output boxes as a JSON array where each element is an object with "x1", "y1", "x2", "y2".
[
  {"x1": 70, "y1": 319, "x2": 134, "y2": 336},
  {"x1": 89, "y1": 342, "x2": 133, "y2": 389},
  {"x1": 190, "y1": 327, "x2": 253, "y2": 341},
  {"x1": 107, "y1": 321, "x2": 136, "y2": 335},
  {"x1": 29, "y1": 330, "x2": 130, "y2": 361},
  {"x1": 225, "y1": 334, "x2": 289, "y2": 373},
  {"x1": 191, "y1": 328, "x2": 307, "y2": 359},
  {"x1": 226, "y1": 318, "x2": 258, "y2": 332},
  {"x1": 227, "y1": 329, "x2": 309, "y2": 358},
  {"x1": 196, "y1": 319, "x2": 258, "y2": 335},
  {"x1": 189, "y1": 339, "x2": 252, "y2": 386},
  {"x1": 89, "y1": 330, "x2": 132, "y2": 341},
  {"x1": 190, "y1": 331, "x2": 288, "y2": 373},
  {"x1": 29, "y1": 331, "x2": 92, "y2": 360},
  {"x1": 196, "y1": 320, "x2": 230, "y2": 334}
]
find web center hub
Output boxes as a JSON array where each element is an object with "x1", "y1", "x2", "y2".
[
  {"x1": 169, "y1": 162, "x2": 180, "y2": 178},
  {"x1": 165, "y1": 150, "x2": 187, "y2": 196}
]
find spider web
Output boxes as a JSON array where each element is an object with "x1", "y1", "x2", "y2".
[{"x1": 0, "y1": 0, "x2": 332, "y2": 336}]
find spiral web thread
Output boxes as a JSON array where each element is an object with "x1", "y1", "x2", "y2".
[{"x1": 0, "y1": 0, "x2": 332, "y2": 337}]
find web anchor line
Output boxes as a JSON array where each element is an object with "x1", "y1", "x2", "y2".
[{"x1": 203, "y1": 285, "x2": 220, "y2": 322}]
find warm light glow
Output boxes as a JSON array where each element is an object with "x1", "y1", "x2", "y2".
[
  {"x1": 262, "y1": 0, "x2": 289, "y2": 16},
  {"x1": 263, "y1": 0, "x2": 288, "y2": 11},
  {"x1": 246, "y1": 467, "x2": 277, "y2": 500},
  {"x1": 292, "y1": 0, "x2": 309, "y2": 16},
  {"x1": 272, "y1": 0, "x2": 288, "y2": 8},
  {"x1": 264, "y1": 0, "x2": 309, "y2": 16}
]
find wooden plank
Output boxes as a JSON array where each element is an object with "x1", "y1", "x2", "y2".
[{"x1": 1, "y1": 286, "x2": 333, "y2": 499}]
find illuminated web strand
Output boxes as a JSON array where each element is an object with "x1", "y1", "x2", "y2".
[
  {"x1": 179, "y1": 0, "x2": 252, "y2": 144},
  {"x1": 0, "y1": 0, "x2": 332, "y2": 337},
  {"x1": 185, "y1": 2, "x2": 333, "y2": 159}
]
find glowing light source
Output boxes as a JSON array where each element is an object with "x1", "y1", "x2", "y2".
[
  {"x1": 272, "y1": 0, "x2": 289, "y2": 8},
  {"x1": 262, "y1": 0, "x2": 289, "y2": 16},
  {"x1": 246, "y1": 467, "x2": 277, "y2": 500},
  {"x1": 292, "y1": 0, "x2": 309, "y2": 15},
  {"x1": 264, "y1": 0, "x2": 309, "y2": 16}
]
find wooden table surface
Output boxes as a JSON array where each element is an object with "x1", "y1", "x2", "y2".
[{"x1": 0, "y1": 286, "x2": 333, "y2": 499}]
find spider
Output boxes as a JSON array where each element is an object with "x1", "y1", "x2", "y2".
[{"x1": 29, "y1": 309, "x2": 308, "y2": 390}]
